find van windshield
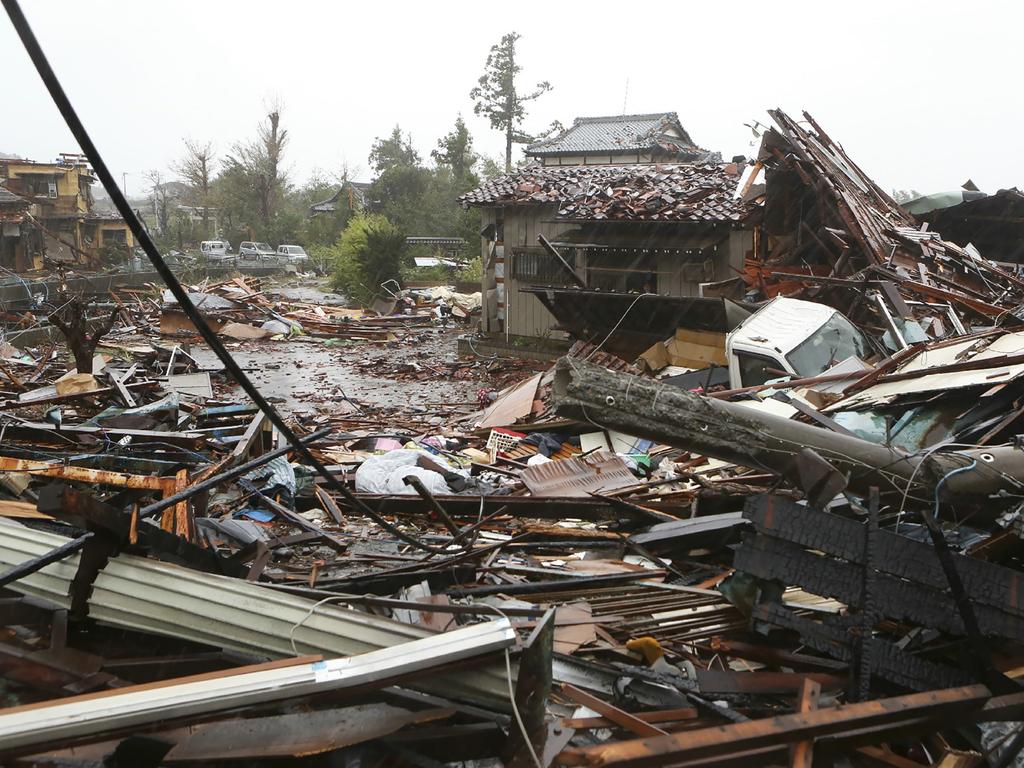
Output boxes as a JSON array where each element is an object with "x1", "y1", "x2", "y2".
[{"x1": 786, "y1": 313, "x2": 871, "y2": 377}]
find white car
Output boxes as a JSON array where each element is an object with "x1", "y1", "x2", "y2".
[
  {"x1": 277, "y1": 244, "x2": 309, "y2": 265},
  {"x1": 200, "y1": 240, "x2": 234, "y2": 262}
]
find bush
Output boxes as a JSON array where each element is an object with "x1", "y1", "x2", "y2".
[
  {"x1": 329, "y1": 214, "x2": 406, "y2": 306},
  {"x1": 457, "y1": 254, "x2": 482, "y2": 284}
]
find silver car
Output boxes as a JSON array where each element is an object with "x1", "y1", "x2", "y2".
[
  {"x1": 277, "y1": 244, "x2": 309, "y2": 265},
  {"x1": 238, "y1": 241, "x2": 275, "y2": 261}
]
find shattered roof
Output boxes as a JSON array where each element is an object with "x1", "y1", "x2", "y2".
[
  {"x1": 0, "y1": 186, "x2": 29, "y2": 207},
  {"x1": 459, "y1": 163, "x2": 756, "y2": 223},
  {"x1": 526, "y1": 112, "x2": 700, "y2": 157}
]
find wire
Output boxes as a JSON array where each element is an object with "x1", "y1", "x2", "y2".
[
  {"x1": 484, "y1": 604, "x2": 543, "y2": 768},
  {"x1": 583, "y1": 292, "x2": 652, "y2": 361},
  {"x1": 934, "y1": 460, "x2": 978, "y2": 526},
  {"x1": 505, "y1": 646, "x2": 543, "y2": 768},
  {"x1": 1, "y1": 0, "x2": 457, "y2": 556},
  {"x1": 895, "y1": 443, "x2": 988, "y2": 531},
  {"x1": 287, "y1": 596, "x2": 542, "y2": 768}
]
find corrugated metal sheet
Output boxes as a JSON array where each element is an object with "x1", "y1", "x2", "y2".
[
  {"x1": 833, "y1": 331, "x2": 1024, "y2": 409},
  {"x1": 520, "y1": 449, "x2": 636, "y2": 497},
  {"x1": 0, "y1": 519, "x2": 512, "y2": 709}
]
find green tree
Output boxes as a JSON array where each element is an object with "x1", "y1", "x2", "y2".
[
  {"x1": 298, "y1": 169, "x2": 356, "y2": 248},
  {"x1": 369, "y1": 165, "x2": 432, "y2": 233},
  {"x1": 329, "y1": 214, "x2": 406, "y2": 305},
  {"x1": 470, "y1": 31, "x2": 554, "y2": 170},
  {"x1": 477, "y1": 155, "x2": 505, "y2": 181},
  {"x1": 369, "y1": 126, "x2": 421, "y2": 175},
  {"x1": 431, "y1": 115, "x2": 478, "y2": 183}
]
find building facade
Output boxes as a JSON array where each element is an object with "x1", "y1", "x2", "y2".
[
  {"x1": 0, "y1": 154, "x2": 134, "y2": 270},
  {"x1": 461, "y1": 160, "x2": 758, "y2": 342}
]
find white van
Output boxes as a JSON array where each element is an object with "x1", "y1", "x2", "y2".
[
  {"x1": 277, "y1": 244, "x2": 309, "y2": 266},
  {"x1": 200, "y1": 240, "x2": 234, "y2": 262}
]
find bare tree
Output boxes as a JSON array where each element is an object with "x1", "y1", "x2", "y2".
[
  {"x1": 225, "y1": 106, "x2": 290, "y2": 226},
  {"x1": 173, "y1": 139, "x2": 216, "y2": 234},
  {"x1": 49, "y1": 290, "x2": 121, "y2": 374}
]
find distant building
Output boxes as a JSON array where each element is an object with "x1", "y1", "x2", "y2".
[
  {"x1": 460, "y1": 162, "x2": 757, "y2": 340},
  {"x1": 525, "y1": 112, "x2": 720, "y2": 167},
  {"x1": 0, "y1": 153, "x2": 135, "y2": 270},
  {"x1": 310, "y1": 181, "x2": 373, "y2": 215}
]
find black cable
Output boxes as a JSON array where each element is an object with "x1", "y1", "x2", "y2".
[{"x1": 2, "y1": 0, "x2": 456, "y2": 555}]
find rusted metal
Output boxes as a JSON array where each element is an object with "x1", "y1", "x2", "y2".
[
  {"x1": 557, "y1": 685, "x2": 992, "y2": 767},
  {"x1": 0, "y1": 456, "x2": 175, "y2": 492}
]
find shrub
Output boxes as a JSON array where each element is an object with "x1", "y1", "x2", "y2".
[{"x1": 329, "y1": 214, "x2": 406, "y2": 306}]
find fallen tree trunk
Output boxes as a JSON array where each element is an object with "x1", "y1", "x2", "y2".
[{"x1": 553, "y1": 358, "x2": 1024, "y2": 506}]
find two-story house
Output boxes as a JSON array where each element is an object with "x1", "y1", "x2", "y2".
[
  {"x1": 0, "y1": 154, "x2": 135, "y2": 269},
  {"x1": 459, "y1": 113, "x2": 760, "y2": 349}
]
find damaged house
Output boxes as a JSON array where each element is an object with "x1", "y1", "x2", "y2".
[
  {"x1": 0, "y1": 185, "x2": 34, "y2": 271},
  {"x1": 460, "y1": 113, "x2": 757, "y2": 348},
  {"x1": 0, "y1": 153, "x2": 135, "y2": 269}
]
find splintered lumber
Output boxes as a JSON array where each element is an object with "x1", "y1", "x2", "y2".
[
  {"x1": 552, "y1": 358, "x2": 1024, "y2": 505},
  {"x1": 557, "y1": 685, "x2": 992, "y2": 767},
  {"x1": 752, "y1": 602, "x2": 972, "y2": 692}
]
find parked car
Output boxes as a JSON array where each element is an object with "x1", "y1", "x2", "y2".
[
  {"x1": 200, "y1": 240, "x2": 234, "y2": 262},
  {"x1": 277, "y1": 244, "x2": 309, "y2": 265},
  {"x1": 238, "y1": 241, "x2": 275, "y2": 261}
]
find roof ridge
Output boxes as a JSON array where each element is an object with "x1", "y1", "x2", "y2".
[{"x1": 573, "y1": 112, "x2": 676, "y2": 124}]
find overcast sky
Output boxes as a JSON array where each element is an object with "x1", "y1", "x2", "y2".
[{"x1": 2, "y1": 1, "x2": 1021, "y2": 198}]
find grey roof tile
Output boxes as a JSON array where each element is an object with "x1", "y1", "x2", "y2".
[
  {"x1": 459, "y1": 163, "x2": 757, "y2": 223},
  {"x1": 526, "y1": 112, "x2": 702, "y2": 157}
]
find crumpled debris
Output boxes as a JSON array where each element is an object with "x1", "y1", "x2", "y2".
[
  {"x1": 242, "y1": 455, "x2": 297, "y2": 497},
  {"x1": 355, "y1": 448, "x2": 467, "y2": 496}
]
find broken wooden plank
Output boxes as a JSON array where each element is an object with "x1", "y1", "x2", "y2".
[
  {"x1": 557, "y1": 685, "x2": 991, "y2": 767},
  {"x1": 560, "y1": 684, "x2": 668, "y2": 738}
]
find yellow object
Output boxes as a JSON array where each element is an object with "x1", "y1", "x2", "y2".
[{"x1": 626, "y1": 636, "x2": 665, "y2": 665}]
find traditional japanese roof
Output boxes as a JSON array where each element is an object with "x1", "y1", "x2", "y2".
[
  {"x1": 310, "y1": 181, "x2": 373, "y2": 214},
  {"x1": 459, "y1": 163, "x2": 756, "y2": 223},
  {"x1": 525, "y1": 112, "x2": 708, "y2": 159}
]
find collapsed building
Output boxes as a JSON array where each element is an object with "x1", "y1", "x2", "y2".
[
  {"x1": 0, "y1": 154, "x2": 135, "y2": 271},
  {"x1": 2, "y1": 102, "x2": 1024, "y2": 767}
]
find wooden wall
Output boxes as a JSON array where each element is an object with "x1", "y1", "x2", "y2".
[{"x1": 477, "y1": 205, "x2": 755, "y2": 339}]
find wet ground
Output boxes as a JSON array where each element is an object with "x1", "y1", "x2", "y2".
[{"x1": 191, "y1": 328, "x2": 485, "y2": 416}]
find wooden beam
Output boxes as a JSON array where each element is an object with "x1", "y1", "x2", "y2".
[
  {"x1": 0, "y1": 456, "x2": 175, "y2": 493},
  {"x1": 789, "y1": 678, "x2": 820, "y2": 768},
  {"x1": 557, "y1": 685, "x2": 990, "y2": 767},
  {"x1": 559, "y1": 684, "x2": 668, "y2": 738}
]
